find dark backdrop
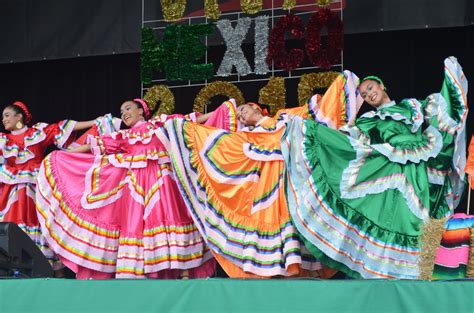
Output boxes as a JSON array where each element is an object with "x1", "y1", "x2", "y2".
[
  {"x1": 0, "y1": 54, "x2": 141, "y2": 124},
  {"x1": 0, "y1": 0, "x2": 141, "y2": 64},
  {"x1": 0, "y1": 0, "x2": 472, "y2": 63}
]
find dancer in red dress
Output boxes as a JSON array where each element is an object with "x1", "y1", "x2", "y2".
[{"x1": 0, "y1": 101, "x2": 97, "y2": 269}]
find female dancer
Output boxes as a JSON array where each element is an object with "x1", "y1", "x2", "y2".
[
  {"x1": 35, "y1": 98, "x2": 236, "y2": 279},
  {"x1": 283, "y1": 57, "x2": 467, "y2": 279},
  {"x1": 0, "y1": 101, "x2": 97, "y2": 268}
]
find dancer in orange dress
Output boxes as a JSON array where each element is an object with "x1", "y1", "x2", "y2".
[{"x1": 156, "y1": 71, "x2": 361, "y2": 278}]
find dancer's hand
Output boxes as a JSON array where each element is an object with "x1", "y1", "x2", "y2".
[{"x1": 68, "y1": 144, "x2": 91, "y2": 153}]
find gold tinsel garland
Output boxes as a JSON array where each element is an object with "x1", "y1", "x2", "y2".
[
  {"x1": 205, "y1": 0, "x2": 220, "y2": 20},
  {"x1": 160, "y1": 0, "x2": 187, "y2": 22},
  {"x1": 240, "y1": 0, "x2": 263, "y2": 14},
  {"x1": 143, "y1": 85, "x2": 176, "y2": 115},
  {"x1": 316, "y1": 0, "x2": 331, "y2": 7},
  {"x1": 418, "y1": 217, "x2": 447, "y2": 280},
  {"x1": 282, "y1": 0, "x2": 296, "y2": 10},
  {"x1": 193, "y1": 81, "x2": 245, "y2": 113},
  {"x1": 297, "y1": 71, "x2": 340, "y2": 106},
  {"x1": 467, "y1": 228, "x2": 474, "y2": 278},
  {"x1": 259, "y1": 77, "x2": 286, "y2": 115}
]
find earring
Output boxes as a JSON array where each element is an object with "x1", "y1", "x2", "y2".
[{"x1": 16, "y1": 121, "x2": 23, "y2": 129}]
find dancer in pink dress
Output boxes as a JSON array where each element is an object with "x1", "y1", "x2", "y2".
[
  {"x1": 0, "y1": 101, "x2": 98, "y2": 269},
  {"x1": 36, "y1": 98, "x2": 237, "y2": 279}
]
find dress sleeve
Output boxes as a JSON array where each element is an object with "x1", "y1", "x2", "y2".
[
  {"x1": 94, "y1": 114, "x2": 122, "y2": 135},
  {"x1": 204, "y1": 99, "x2": 239, "y2": 131},
  {"x1": 423, "y1": 57, "x2": 468, "y2": 180},
  {"x1": 43, "y1": 120, "x2": 77, "y2": 149},
  {"x1": 275, "y1": 103, "x2": 312, "y2": 120},
  {"x1": 87, "y1": 134, "x2": 128, "y2": 155},
  {"x1": 148, "y1": 114, "x2": 189, "y2": 124},
  {"x1": 276, "y1": 70, "x2": 363, "y2": 130},
  {"x1": 71, "y1": 114, "x2": 122, "y2": 147},
  {"x1": 155, "y1": 99, "x2": 239, "y2": 131},
  {"x1": 356, "y1": 114, "x2": 443, "y2": 165}
]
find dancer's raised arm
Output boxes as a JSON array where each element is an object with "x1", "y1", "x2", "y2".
[{"x1": 0, "y1": 100, "x2": 100, "y2": 273}]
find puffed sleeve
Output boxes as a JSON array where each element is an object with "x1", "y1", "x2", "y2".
[
  {"x1": 42, "y1": 120, "x2": 77, "y2": 149},
  {"x1": 72, "y1": 114, "x2": 122, "y2": 147},
  {"x1": 204, "y1": 99, "x2": 239, "y2": 131},
  {"x1": 356, "y1": 102, "x2": 443, "y2": 165},
  {"x1": 87, "y1": 134, "x2": 128, "y2": 155},
  {"x1": 423, "y1": 57, "x2": 468, "y2": 181}
]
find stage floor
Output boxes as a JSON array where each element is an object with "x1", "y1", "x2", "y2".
[{"x1": 1, "y1": 278, "x2": 473, "y2": 313}]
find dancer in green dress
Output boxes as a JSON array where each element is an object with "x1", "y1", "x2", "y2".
[{"x1": 282, "y1": 57, "x2": 468, "y2": 279}]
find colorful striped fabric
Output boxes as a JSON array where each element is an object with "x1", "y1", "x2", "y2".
[
  {"x1": 433, "y1": 213, "x2": 474, "y2": 280},
  {"x1": 276, "y1": 71, "x2": 363, "y2": 130},
  {"x1": 203, "y1": 99, "x2": 239, "y2": 132},
  {"x1": 282, "y1": 117, "x2": 422, "y2": 279}
]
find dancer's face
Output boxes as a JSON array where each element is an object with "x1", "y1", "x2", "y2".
[
  {"x1": 359, "y1": 80, "x2": 390, "y2": 108},
  {"x1": 236, "y1": 104, "x2": 262, "y2": 126},
  {"x1": 120, "y1": 101, "x2": 144, "y2": 127},
  {"x1": 2, "y1": 107, "x2": 23, "y2": 131}
]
